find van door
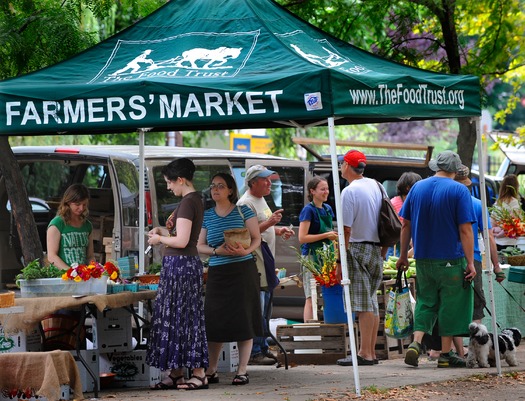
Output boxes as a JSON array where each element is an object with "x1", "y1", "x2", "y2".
[
  {"x1": 238, "y1": 159, "x2": 310, "y2": 321},
  {"x1": 107, "y1": 156, "x2": 142, "y2": 260}
]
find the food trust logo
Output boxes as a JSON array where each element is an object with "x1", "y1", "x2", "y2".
[{"x1": 90, "y1": 31, "x2": 259, "y2": 83}]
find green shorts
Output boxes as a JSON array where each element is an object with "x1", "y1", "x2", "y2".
[{"x1": 414, "y1": 258, "x2": 473, "y2": 337}]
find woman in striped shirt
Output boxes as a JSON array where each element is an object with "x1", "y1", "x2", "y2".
[{"x1": 198, "y1": 172, "x2": 262, "y2": 386}]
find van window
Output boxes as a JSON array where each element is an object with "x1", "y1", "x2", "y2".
[
  {"x1": 153, "y1": 163, "x2": 231, "y2": 226},
  {"x1": 114, "y1": 159, "x2": 140, "y2": 226},
  {"x1": 19, "y1": 161, "x2": 70, "y2": 201}
]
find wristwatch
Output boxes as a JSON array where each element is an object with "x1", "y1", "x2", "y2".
[{"x1": 212, "y1": 248, "x2": 217, "y2": 257}]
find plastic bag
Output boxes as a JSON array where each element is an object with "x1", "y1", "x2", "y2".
[{"x1": 384, "y1": 269, "x2": 414, "y2": 339}]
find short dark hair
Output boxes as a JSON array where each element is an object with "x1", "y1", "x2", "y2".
[
  {"x1": 396, "y1": 172, "x2": 423, "y2": 196},
  {"x1": 212, "y1": 172, "x2": 238, "y2": 204},
  {"x1": 161, "y1": 158, "x2": 196, "y2": 181}
]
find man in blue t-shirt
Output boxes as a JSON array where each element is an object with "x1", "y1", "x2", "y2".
[{"x1": 397, "y1": 150, "x2": 477, "y2": 368}]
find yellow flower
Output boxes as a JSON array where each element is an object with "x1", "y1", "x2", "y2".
[
  {"x1": 74, "y1": 275, "x2": 82, "y2": 282},
  {"x1": 61, "y1": 272, "x2": 68, "y2": 281}
]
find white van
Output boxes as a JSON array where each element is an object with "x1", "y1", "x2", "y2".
[{"x1": 0, "y1": 145, "x2": 309, "y2": 315}]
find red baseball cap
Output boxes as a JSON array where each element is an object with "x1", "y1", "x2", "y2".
[{"x1": 338, "y1": 150, "x2": 367, "y2": 168}]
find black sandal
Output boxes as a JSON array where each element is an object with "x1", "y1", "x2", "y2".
[
  {"x1": 206, "y1": 371, "x2": 219, "y2": 384},
  {"x1": 176, "y1": 375, "x2": 209, "y2": 390},
  {"x1": 232, "y1": 373, "x2": 249, "y2": 385},
  {"x1": 151, "y1": 374, "x2": 184, "y2": 390}
]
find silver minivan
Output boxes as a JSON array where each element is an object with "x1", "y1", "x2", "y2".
[{"x1": 0, "y1": 145, "x2": 309, "y2": 316}]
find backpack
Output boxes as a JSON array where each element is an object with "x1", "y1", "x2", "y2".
[{"x1": 376, "y1": 180, "x2": 402, "y2": 247}]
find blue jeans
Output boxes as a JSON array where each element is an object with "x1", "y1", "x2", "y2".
[{"x1": 251, "y1": 290, "x2": 270, "y2": 355}]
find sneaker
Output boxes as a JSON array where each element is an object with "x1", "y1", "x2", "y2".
[
  {"x1": 437, "y1": 350, "x2": 466, "y2": 368},
  {"x1": 248, "y1": 353, "x2": 276, "y2": 366},
  {"x1": 404, "y1": 341, "x2": 421, "y2": 367}
]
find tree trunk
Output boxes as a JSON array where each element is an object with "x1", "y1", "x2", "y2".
[
  {"x1": 0, "y1": 137, "x2": 43, "y2": 266},
  {"x1": 456, "y1": 117, "x2": 477, "y2": 170}
]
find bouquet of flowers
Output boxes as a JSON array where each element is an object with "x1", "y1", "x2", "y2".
[
  {"x1": 490, "y1": 206, "x2": 525, "y2": 238},
  {"x1": 298, "y1": 241, "x2": 339, "y2": 287},
  {"x1": 62, "y1": 260, "x2": 121, "y2": 282}
]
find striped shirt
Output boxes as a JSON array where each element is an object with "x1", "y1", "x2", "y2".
[{"x1": 203, "y1": 204, "x2": 255, "y2": 266}]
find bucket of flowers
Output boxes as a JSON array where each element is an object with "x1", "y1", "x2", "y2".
[
  {"x1": 490, "y1": 206, "x2": 525, "y2": 239},
  {"x1": 298, "y1": 242, "x2": 339, "y2": 288},
  {"x1": 297, "y1": 241, "x2": 346, "y2": 323},
  {"x1": 62, "y1": 260, "x2": 121, "y2": 295}
]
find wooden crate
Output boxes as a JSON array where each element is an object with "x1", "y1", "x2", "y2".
[{"x1": 276, "y1": 323, "x2": 347, "y2": 365}]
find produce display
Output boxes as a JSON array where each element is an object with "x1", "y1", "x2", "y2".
[
  {"x1": 383, "y1": 256, "x2": 416, "y2": 279},
  {"x1": 497, "y1": 246, "x2": 525, "y2": 259}
]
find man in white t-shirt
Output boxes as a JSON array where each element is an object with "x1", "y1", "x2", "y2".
[
  {"x1": 238, "y1": 165, "x2": 294, "y2": 365},
  {"x1": 338, "y1": 150, "x2": 385, "y2": 367}
]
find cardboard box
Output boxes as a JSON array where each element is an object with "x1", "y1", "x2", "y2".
[
  {"x1": 99, "y1": 350, "x2": 161, "y2": 388},
  {"x1": 92, "y1": 308, "x2": 133, "y2": 353},
  {"x1": 217, "y1": 342, "x2": 239, "y2": 373},
  {"x1": 0, "y1": 325, "x2": 41, "y2": 353},
  {"x1": 68, "y1": 350, "x2": 100, "y2": 393}
]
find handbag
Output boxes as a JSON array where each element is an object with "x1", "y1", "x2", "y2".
[
  {"x1": 254, "y1": 241, "x2": 280, "y2": 292},
  {"x1": 384, "y1": 269, "x2": 414, "y2": 339},
  {"x1": 376, "y1": 180, "x2": 402, "y2": 247}
]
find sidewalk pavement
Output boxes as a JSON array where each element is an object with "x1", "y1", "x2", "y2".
[{"x1": 87, "y1": 348, "x2": 525, "y2": 400}]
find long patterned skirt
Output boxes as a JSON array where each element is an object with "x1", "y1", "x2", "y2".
[{"x1": 146, "y1": 255, "x2": 208, "y2": 370}]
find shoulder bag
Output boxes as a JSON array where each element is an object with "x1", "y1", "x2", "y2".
[{"x1": 375, "y1": 180, "x2": 402, "y2": 247}]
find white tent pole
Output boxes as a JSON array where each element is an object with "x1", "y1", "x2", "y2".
[
  {"x1": 475, "y1": 116, "x2": 501, "y2": 375},
  {"x1": 328, "y1": 117, "x2": 361, "y2": 396},
  {"x1": 138, "y1": 129, "x2": 146, "y2": 275}
]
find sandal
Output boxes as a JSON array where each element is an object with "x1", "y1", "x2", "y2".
[
  {"x1": 176, "y1": 375, "x2": 209, "y2": 391},
  {"x1": 206, "y1": 371, "x2": 219, "y2": 384},
  {"x1": 232, "y1": 373, "x2": 249, "y2": 385},
  {"x1": 151, "y1": 374, "x2": 184, "y2": 390},
  {"x1": 495, "y1": 271, "x2": 506, "y2": 282}
]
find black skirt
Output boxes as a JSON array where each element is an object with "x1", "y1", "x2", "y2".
[{"x1": 204, "y1": 258, "x2": 263, "y2": 342}]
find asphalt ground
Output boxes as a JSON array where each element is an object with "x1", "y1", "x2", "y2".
[{"x1": 85, "y1": 347, "x2": 525, "y2": 401}]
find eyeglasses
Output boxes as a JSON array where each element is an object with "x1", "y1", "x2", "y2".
[
  {"x1": 339, "y1": 161, "x2": 346, "y2": 169},
  {"x1": 210, "y1": 183, "x2": 228, "y2": 190}
]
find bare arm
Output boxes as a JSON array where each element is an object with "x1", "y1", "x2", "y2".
[
  {"x1": 298, "y1": 220, "x2": 337, "y2": 244},
  {"x1": 148, "y1": 218, "x2": 193, "y2": 249},
  {"x1": 46, "y1": 225, "x2": 70, "y2": 270},
  {"x1": 396, "y1": 219, "x2": 412, "y2": 271},
  {"x1": 459, "y1": 222, "x2": 476, "y2": 280}
]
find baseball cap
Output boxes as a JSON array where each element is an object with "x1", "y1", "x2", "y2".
[
  {"x1": 428, "y1": 150, "x2": 462, "y2": 173},
  {"x1": 454, "y1": 165, "x2": 472, "y2": 186},
  {"x1": 337, "y1": 150, "x2": 367, "y2": 168},
  {"x1": 245, "y1": 165, "x2": 275, "y2": 183}
]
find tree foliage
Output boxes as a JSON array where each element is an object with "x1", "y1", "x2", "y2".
[{"x1": 279, "y1": 0, "x2": 525, "y2": 165}]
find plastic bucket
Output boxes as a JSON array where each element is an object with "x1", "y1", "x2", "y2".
[{"x1": 321, "y1": 284, "x2": 347, "y2": 323}]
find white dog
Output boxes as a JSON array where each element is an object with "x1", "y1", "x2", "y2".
[{"x1": 466, "y1": 322, "x2": 521, "y2": 368}]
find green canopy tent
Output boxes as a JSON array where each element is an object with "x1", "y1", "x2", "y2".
[{"x1": 1, "y1": 0, "x2": 499, "y2": 390}]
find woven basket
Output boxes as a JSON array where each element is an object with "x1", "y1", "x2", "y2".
[
  {"x1": 0, "y1": 291, "x2": 15, "y2": 308},
  {"x1": 506, "y1": 254, "x2": 525, "y2": 266}
]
